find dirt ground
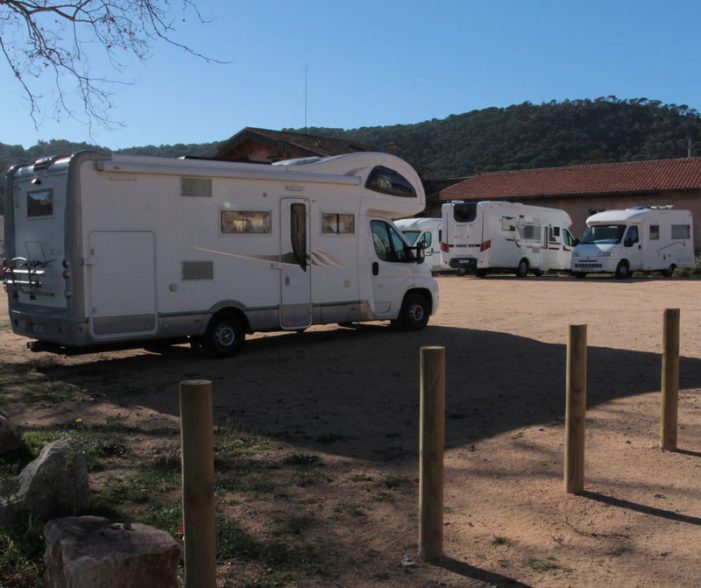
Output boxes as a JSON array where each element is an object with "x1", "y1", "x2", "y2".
[{"x1": 2, "y1": 274, "x2": 700, "y2": 587}]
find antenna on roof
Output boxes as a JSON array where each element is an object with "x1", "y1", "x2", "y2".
[{"x1": 304, "y1": 66, "x2": 308, "y2": 134}]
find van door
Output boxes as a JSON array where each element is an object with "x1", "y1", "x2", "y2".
[
  {"x1": 370, "y1": 219, "x2": 413, "y2": 316},
  {"x1": 623, "y1": 225, "x2": 643, "y2": 269},
  {"x1": 280, "y1": 198, "x2": 312, "y2": 329},
  {"x1": 88, "y1": 231, "x2": 157, "y2": 338}
]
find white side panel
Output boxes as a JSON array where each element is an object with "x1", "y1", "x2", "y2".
[{"x1": 88, "y1": 231, "x2": 157, "y2": 337}]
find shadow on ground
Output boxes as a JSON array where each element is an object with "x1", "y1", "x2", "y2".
[{"x1": 14, "y1": 323, "x2": 701, "y2": 461}]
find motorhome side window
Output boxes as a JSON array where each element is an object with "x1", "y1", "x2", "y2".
[
  {"x1": 454, "y1": 203, "x2": 477, "y2": 223},
  {"x1": 371, "y1": 220, "x2": 412, "y2": 262},
  {"x1": 501, "y1": 216, "x2": 515, "y2": 231},
  {"x1": 671, "y1": 225, "x2": 691, "y2": 239},
  {"x1": 649, "y1": 225, "x2": 660, "y2": 240},
  {"x1": 27, "y1": 189, "x2": 53, "y2": 217},
  {"x1": 550, "y1": 227, "x2": 561, "y2": 242},
  {"x1": 321, "y1": 213, "x2": 355, "y2": 234},
  {"x1": 517, "y1": 224, "x2": 541, "y2": 241},
  {"x1": 365, "y1": 167, "x2": 416, "y2": 197},
  {"x1": 220, "y1": 211, "x2": 272, "y2": 234},
  {"x1": 181, "y1": 177, "x2": 212, "y2": 197}
]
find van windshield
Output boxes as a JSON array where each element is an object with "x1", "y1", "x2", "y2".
[
  {"x1": 580, "y1": 224, "x2": 626, "y2": 245},
  {"x1": 401, "y1": 230, "x2": 421, "y2": 245}
]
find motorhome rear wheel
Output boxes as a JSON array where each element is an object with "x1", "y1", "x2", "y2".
[{"x1": 203, "y1": 313, "x2": 246, "y2": 358}]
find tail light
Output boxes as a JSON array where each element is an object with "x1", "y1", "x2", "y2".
[
  {"x1": 440, "y1": 242, "x2": 449, "y2": 253},
  {"x1": 480, "y1": 240, "x2": 491, "y2": 252}
]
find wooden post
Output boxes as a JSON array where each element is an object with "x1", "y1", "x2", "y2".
[
  {"x1": 418, "y1": 346, "x2": 445, "y2": 562},
  {"x1": 180, "y1": 380, "x2": 216, "y2": 588},
  {"x1": 565, "y1": 325, "x2": 587, "y2": 494},
  {"x1": 660, "y1": 308, "x2": 680, "y2": 451}
]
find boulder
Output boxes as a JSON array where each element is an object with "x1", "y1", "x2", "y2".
[
  {"x1": 44, "y1": 516, "x2": 181, "y2": 588},
  {"x1": 16, "y1": 438, "x2": 89, "y2": 521},
  {"x1": 0, "y1": 411, "x2": 22, "y2": 455}
]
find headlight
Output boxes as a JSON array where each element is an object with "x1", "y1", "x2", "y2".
[{"x1": 597, "y1": 251, "x2": 613, "y2": 257}]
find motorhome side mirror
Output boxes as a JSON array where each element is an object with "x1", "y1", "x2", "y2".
[
  {"x1": 573, "y1": 238, "x2": 580, "y2": 246},
  {"x1": 624, "y1": 237, "x2": 633, "y2": 248},
  {"x1": 415, "y1": 242, "x2": 425, "y2": 264}
]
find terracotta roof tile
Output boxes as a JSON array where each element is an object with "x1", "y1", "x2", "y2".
[{"x1": 439, "y1": 157, "x2": 701, "y2": 201}]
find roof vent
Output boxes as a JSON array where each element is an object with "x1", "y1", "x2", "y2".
[{"x1": 33, "y1": 155, "x2": 60, "y2": 171}]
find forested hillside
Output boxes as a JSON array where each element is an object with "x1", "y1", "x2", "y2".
[
  {"x1": 302, "y1": 98, "x2": 701, "y2": 178},
  {"x1": 2, "y1": 97, "x2": 701, "y2": 213}
]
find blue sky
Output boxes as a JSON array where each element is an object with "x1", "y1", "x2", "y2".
[{"x1": 2, "y1": 0, "x2": 700, "y2": 149}]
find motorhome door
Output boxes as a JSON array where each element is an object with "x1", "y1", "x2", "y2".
[
  {"x1": 88, "y1": 231, "x2": 157, "y2": 338},
  {"x1": 279, "y1": 199, "x2": 312, "y2": 329}
]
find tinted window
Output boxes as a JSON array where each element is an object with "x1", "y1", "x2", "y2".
[
  {"x1": 649, "y1": 225, "x2": 659, "y2": 240},
  {"x1": 454, "y1": 203, "x2": 477, "y2": 223},
  {"x1": 672, "y1": 224, "x2": 691, "y2": 239},
  {"x1": 27, "y1": 189, "x2": 53, "y2": 217},
  {"x1": 366, "y1": 166, "x2": 416, "y2": 197}
]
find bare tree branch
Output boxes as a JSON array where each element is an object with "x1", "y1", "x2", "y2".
[{"x1": 0, "y1": 0, "x2": 224, "y2": 132}]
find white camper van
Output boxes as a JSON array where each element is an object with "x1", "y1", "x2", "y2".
[
  {"x1": 571, "y1": 206, "x2": 694, "y2": 278},
  {"x1": 394, "y1": 217, "x2": 447, "y2": 272},
  {"x1": 440, "y1": 201, "x2": 575, "y2": 277},
  {"x1": 3, "y1": 151, "x2": 438, "y2": 357}
]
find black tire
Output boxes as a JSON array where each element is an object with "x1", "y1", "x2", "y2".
[
  {"x1": 574, "y1": 272, "x2": 587, "y2": 279},
  {"x1": 475, "y1": 269, "x2": 488, "y2": 278},
  {"x1": 661, "y1": 264, "x2": 676, "y2": 278},
  {"x1": 394, "y1": 293, "x2": 430, "y2": 331},
  {"x1": 515, "y1": 258, "x2": 529, "y2": 278},
  {"x1": 614, "y1": 261, "x2": 631, "y2": 279},
  {"x1": 533, "y1": 269, "x2": 544, "y2": 277},
  {"x1": 202, "y1": 312, "x2": 245, "y2": 358}
]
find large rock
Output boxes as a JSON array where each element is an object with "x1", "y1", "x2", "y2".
[
  {"x1": 16, "y1": 438, "x2": 89, "y2": 521},
  {"x1": 0, "y1": 411, "x2": 22, "y2": 455},
  {"x1": 44, "y1": 516, "x2": 181, "y2": 588}
]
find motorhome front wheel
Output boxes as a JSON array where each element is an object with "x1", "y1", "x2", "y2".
[{"x1": 393, "y1": 293, "x2": 430, "y2": 331}]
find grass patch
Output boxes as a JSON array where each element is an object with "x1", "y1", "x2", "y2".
[
  {"x1": 0, "y1": 523, "x2": 44, "y2": 588},
  {"x1": 333, "y1": 502, "x2": 366, "y2": 518},
  {"x1": 282, "y1": 453, "x2": 322, "y2": 467},
  {"x1": 525, "y1": 556, "x2": 560, "y2": 572}
]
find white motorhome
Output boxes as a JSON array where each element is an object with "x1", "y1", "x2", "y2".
[
  {"x1": 3, "y1": 151, "x2": 438, "y2": 357},
  {"x1": 394, "y1": 217, "x2": 447, "y2": 272},
  {"x1": 571, "y1": 206, "x2": 694, "y2": 278},
  {"x1": 440, "y1": 201, "x2": 575, "y2": 277}
]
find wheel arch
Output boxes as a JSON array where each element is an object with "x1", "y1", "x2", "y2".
[
  {"x1": 403, "y1": 287, "x2": 434, "y2": 315},
  {"x1": 205, "y1": 302, "x2": 251, "y2": 334}
]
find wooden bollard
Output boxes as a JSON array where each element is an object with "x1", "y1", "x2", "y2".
[
  {"x1": 565, "y1": 325, "x2": 587, "y2": 494},
  {"x1": 418, "y1": 346, "x2": 445, "y2": 562},
  {"x1": 180, "y1": 380, "x2": 216, "y2": 588},
  {"x1": 660, "y1": 308, "x2": 680, "y2": 451}
]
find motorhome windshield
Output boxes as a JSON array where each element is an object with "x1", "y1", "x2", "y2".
[
  {"x1": 401, "y1": 230, "x2": 421, "y2": 245},
  {"x1": 580, "y1": 224, "x2": 626, "y2": 245}
]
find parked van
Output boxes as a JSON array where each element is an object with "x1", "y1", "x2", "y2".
[
  {"x1": 3, "y1": 151, "x2": 438, "y2": 356},
  {"x1": 571, "y1": 206, "x2": 694, "y2": 278},
  {"x1": 440, "y1": 201, "x2": 575, "y2": 277},
  {"x1": 394, "y1": 217, "x2": 447, "y2": 272}
]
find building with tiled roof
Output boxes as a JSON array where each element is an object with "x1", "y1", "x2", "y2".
[
  {"x1": 439, "y1": 157, "x2": 701, "y2": 250},
  {"x1": 215, "y1": 127, "x2": 378, "y2": 163},
  {"x1": 214, "y1": 127, "x2": 441, "y2": 212}
]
